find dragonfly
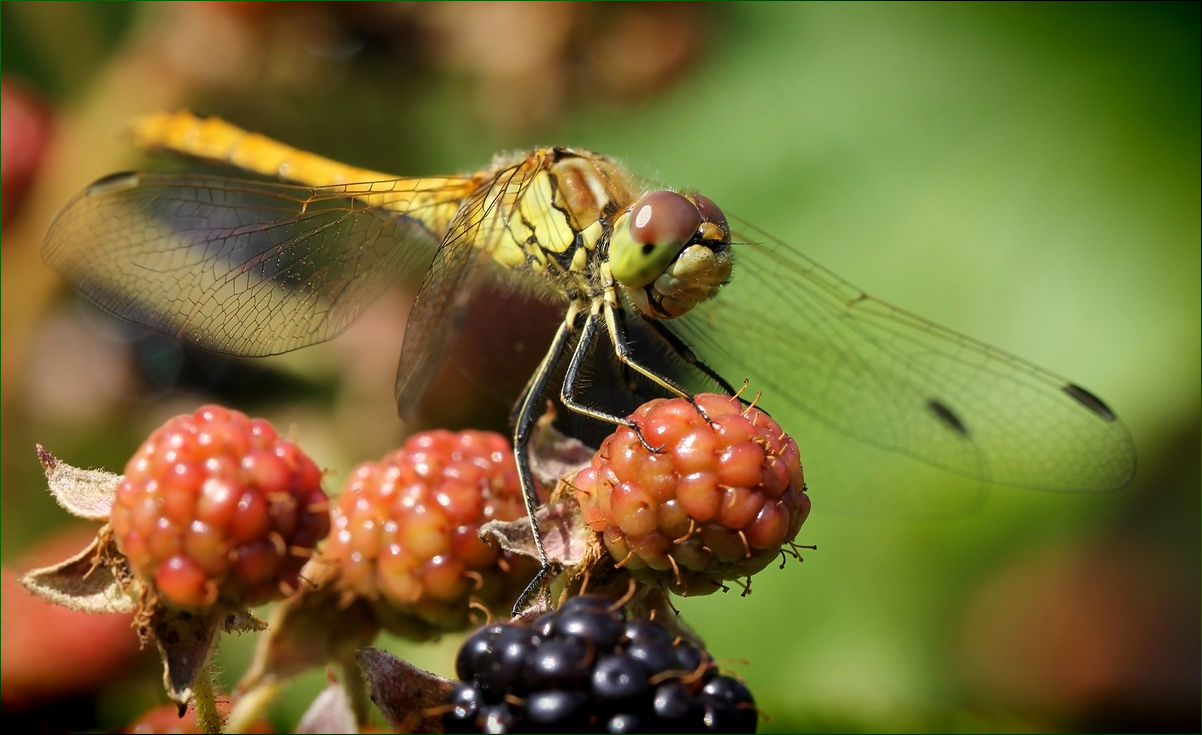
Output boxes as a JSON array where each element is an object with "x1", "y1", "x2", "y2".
[{"x1": 43, "y1": 111, "x2": 1136, "y2": 597}]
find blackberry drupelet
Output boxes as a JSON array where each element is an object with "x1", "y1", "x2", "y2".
[{"x1": 443, "y1": 594, "x2": 757, "y2": 733}]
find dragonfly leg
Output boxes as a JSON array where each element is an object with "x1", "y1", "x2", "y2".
[
  {"x1": 641, "y1": 317, "x2": 741, "y2": 397},
  {"x1": 510, "y1": 320, "x2": 576, "y2": 613},
  {"x1": 559, "y1": 308, "x2": 662, "y2": 454}
]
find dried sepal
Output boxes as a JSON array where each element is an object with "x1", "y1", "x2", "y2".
[
  {"x1": 149, "y1": 605, "x2": 222, "y2": 706},
  {"x1": 132, "y1": 585, "x2": 261, "y2": 707},
  {"x1": 36, "y1": 444, "x2": 121, "y2": 521},
  {"x1": 478, "y1": 491, "x2": 591, "y2": 569},
  {"x1": 356, "y1": 647, "x2": 453, "y2": 734},
  {"x1": 222, "y1": 607, "x2": 267, "y2": 635},
  {"x1": 18, "y1": 529, "x2": 135, "y2": 613},
  {"x1": 528, "y1": 408, "x2": 596, "y2": 487}
]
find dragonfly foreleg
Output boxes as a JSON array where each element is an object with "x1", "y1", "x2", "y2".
[{"x1": 641, "y1": 317, "x2": 741, "y2": 397}]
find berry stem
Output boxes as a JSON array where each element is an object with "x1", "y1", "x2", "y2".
[{"x1": 192, "y1": 660, "x2": 223, "y2": 735}]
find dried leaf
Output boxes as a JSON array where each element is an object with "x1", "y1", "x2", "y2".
[
  {"x1": 528, "y1": 410, "x2": 596, "y2": 487},
  {"x1": 297, "y1": 675, "x2": 358, "y2": 734},
  {"x1": 356, "y1": 647, "x2": 453, "y2": 734},
  {"x1": 479, "y1": 497, "x2": 591, "y2": 568},
  {"x1": 17, "y1": 532, "x2": 135, "y2": 613},
  {"x1": 36, "y1": 444, "x2": 121, "y2": 521}
]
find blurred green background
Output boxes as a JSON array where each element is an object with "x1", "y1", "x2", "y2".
[{"x1": 2, "y1": 2, "x2": 1197, "y2": 732}]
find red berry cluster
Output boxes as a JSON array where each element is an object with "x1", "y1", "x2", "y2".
[
  {"x1": 573, "y1": 394, "x2": 809, "y2": 595},
  {"x1": 327, "y1": 430, "x2": 537, "y2": 631},
  {"x1": 110, "y1": 405, "x2": 331, "y2": 610}
]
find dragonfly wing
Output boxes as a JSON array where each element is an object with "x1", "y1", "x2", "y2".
[
  {"x1": 669, "y1": 217, "x2": 1136, "y2": 495},
  {"x1": 43, "y1": 173, "x2": 447, "y2": 356},
  {"x1": 393, "y1": 223, "x2": 488, "y2": 422},
  {"x1": 394, "y1": 170, "x2": 515, "y2": 422},
  {"x1": 394, "y1": 155, "x2": 561, "y2": 422}
]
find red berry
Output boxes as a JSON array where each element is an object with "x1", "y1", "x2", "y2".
[
  {"x1": 326, "y1": 430, "x2": 539, "y2": 632},
  {"x1": 573, "y1": 394, "x2": 809, "y2": 595},
  {"x1": 110, "y1": 405, "x2": 331, "y2": 609}
]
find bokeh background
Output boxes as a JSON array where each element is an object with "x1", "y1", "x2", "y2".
[{"x1": 2, "y1": 2, "x2": 1197, "y2": 732}]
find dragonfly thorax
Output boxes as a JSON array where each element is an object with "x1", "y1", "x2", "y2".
[{"x1": 610, "y1": 190, "x2": 733, "y2": 320}]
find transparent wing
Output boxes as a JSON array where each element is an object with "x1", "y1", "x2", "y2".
[
  {"x1": 669, "y1": 216, "x2": 1136, "y2": 495},
  {"x1": 42, "y1": 172, "x2": 463, "y2": 356},
  {"x1": 395, "y1": 157, "x2": 546, "y2": 420}
]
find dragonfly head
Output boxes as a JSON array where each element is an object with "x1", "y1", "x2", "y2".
[{"x1": 610, "y1": 190, "x2": 732, "y2": 320}]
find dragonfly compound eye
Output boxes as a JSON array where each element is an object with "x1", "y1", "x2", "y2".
[
  {"x1": 610, "y1": 190, "x2": 702, "y2": 289},
  {"x1": 693, "y1": 194, "x2": 729, "y2": 238}
]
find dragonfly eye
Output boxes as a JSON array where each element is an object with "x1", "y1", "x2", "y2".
[
  {"x1": 610, "y1": 190, "x2": 702, "y2": 289},
  {"x1": 693, "y1": 194, "x2": 728, "y2": 234}
]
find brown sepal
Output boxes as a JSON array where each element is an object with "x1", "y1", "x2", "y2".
[
  {"x1": 356, "y1": 647, "x2": 453, "y2": 734},
  {"x1": 36, "y1": 444, "x2": 122, "y2": 521},
  {"x1": 527, "y1": 408, "x2": 596, "y2": 487},
  {"x1": 18, "y1": 528, "x2": 135, "y2": 613}
]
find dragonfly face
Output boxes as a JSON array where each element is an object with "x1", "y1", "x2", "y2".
[
  {"x1": 43, "y1": 112, "x2": 1136, "y2": 560},
  {"x1": 609, "y1": 190, "x2": 733, "y2": 321}
]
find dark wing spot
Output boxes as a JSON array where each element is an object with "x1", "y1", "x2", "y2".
[
  {"x1": 1063, "y1": 383, "x2": 1117, "y2": 422},
  {"x1": 927, "y1": 399, "x2": 969, "y2": 436},
  {"x1": 86, "y1": 171, "x2": 140, "y2": 195}
]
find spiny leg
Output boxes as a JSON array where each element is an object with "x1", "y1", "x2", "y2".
[
  {"x1": 641, "y1": 316, "x2": 740, "y2": 397},
  {"x1": 560, "y1": 307, "x2": 659, "y2": 453},
  {"x1": 600, "y1": 300, "x2": 729, "y2": 435},
  {"x1": 603, "y1": 302, "x2": 692, "y2": 398},
  {"x1": 511, "y1": 319, "x2": 575, "y2": 613}
]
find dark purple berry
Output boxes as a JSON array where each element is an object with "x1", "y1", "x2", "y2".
[
  {"x1": 532, "y1": 611, "x2": 557, "y2": 641},
  {"x1": 673, "y1": 642, "x2": 716, "y2": 681},
  {"x1": 624, "y1": 617, "x2": 674, "y2": 645},
  {"x1": 478, "y1": 703, "x2": 516, "y2": 735},
  {"x1": 523, "y1": 637, "x2": 591, "y2": 690},
  {"x1": 626, "y1": 638, "x2": 677, "y2": 676},
  {"x1": 478, "y1": 626, "x2": 537, "y2": 696},
  {"x1": 446, "y1": 595, "x2": 755, "y2": 733},
  {"x1": 525, "y1": 689, "x2": 589, "y2": 727},
  {"x1": 444, "y1": 682, "x2": 484, "y2": 733},
  {"x1": 457, "y1": 624, "x2": 504, "y2": 681},
  {"x1": 558, "y1": 594, "x2": 613, "y2": 616},
  {"x1": 653, "y1": 680, "x2": 705, "y2": 731},
  {"x1": 702, "y1": 675, "x2": 754, "y2": 705},
  {"x1": 592, "y1": 654, "x2": 650, "y2": 701},
  {"x1": 606, "y1": 712, "x2": 648, "y2": 734},
  {"x1": 554, "y1": 606, "x2": 624, "y2": 650},
  {"x1": 702, "y1": 676, "x2": 757, "y2": 733}
]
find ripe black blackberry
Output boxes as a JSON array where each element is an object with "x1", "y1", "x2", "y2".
[{"x1": 443, "y1": 594, "x2": 758, "y2": 733}]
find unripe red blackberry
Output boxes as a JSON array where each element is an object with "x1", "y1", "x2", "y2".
[
  {"x1": 573, "y1": 394, "x2": 809, "y2": 596},
  {"x1": 108, "y1": 405, "x2": 331, "y2": 610},
  {"x1": 326, "y1": 430, "x2": 537, "y2": 631},
  {"x1": 444, "y1": 594, "x2": 757, "y2": 733}
]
